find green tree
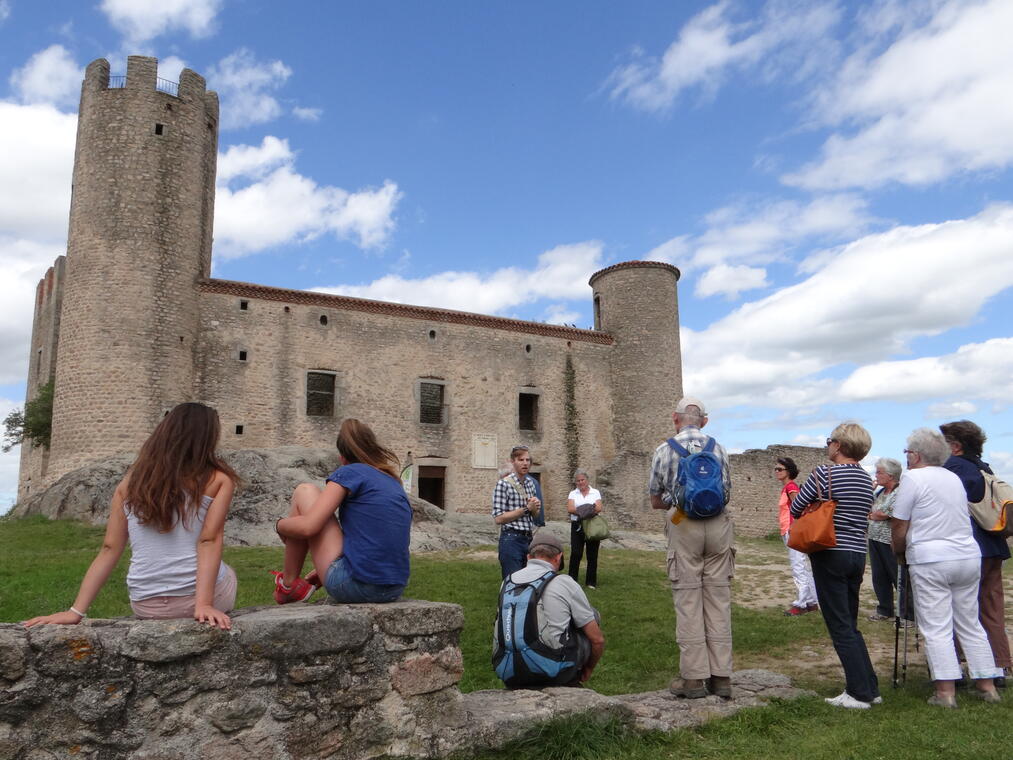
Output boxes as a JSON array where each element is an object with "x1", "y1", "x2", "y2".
[{"x1": 2, "y1": 381, "x2": 53, "y2": 452}]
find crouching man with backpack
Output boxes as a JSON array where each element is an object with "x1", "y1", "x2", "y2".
[
  {"x1": 493, "y1": 532, "x2": 605, "y2": 689},
  {"x1": 649, "y1": 397, "x2": 734, "y2": 699}
]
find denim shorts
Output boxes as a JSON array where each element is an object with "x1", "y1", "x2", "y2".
[{"x1": 324, "y1": 556, "x2": 405, "y2": 604}]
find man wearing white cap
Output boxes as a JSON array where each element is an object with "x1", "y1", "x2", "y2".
[{"x1": 649, "y1": 397, "x2": 734, "y2": 699}]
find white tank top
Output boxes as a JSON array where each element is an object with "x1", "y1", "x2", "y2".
[{"x1": 125, "y1": 494, "x2": 226, "y2": 601}]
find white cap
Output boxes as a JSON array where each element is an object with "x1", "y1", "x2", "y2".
[{"x1": 675, "y1": 396, "x2": 708, "y2": 416}]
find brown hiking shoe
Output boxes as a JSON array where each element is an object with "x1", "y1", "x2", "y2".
[
  {"x1": 669, "y1": 678, "x2": 708, "y2": 699},
  {"x1": 708, "y1": 676, "x2": 732, "y2": 698}
]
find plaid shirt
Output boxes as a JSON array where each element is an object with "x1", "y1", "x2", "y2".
[
  {"x1": 492, "y1": 473, "x2": 539, "y2": 533},
  {"x1": 648, "y1": 426, "x2": 732, "y2": 507}
]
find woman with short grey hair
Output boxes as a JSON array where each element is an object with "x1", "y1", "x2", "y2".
[
  {"x1": 867, "y1": 458, "x2": 908, "y2": 622},
  {"x1": 566, "y1": 469, "x2": 604, "y2": 589},
  {"x1": 892, "y1": 428, "x2": 1001, "y2": 707}
]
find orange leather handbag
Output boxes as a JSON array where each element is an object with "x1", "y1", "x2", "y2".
[{"x1": 787, "y1": 465, "x2": 838, "y2": 553}]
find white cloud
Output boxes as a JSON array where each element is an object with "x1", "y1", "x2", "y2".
[
  {"x1": 683, "y1": 203, "x2": 1013, "y2": 409},
  {"x1": 156, "y1": 55, "x2": 188, "y2": 84},
  {"x1": 313, "y1": 242, "x2": 605, "y2": 315},
  {"x1": 100, "y1": 0, "x2": 222, "y2": 43},
  {"x1": 292, "y1": 106, "x2": 322, "y2": 122},
  {"x1": 696, "y1": 263, "x2": 769, "y2": 299},
  {"x1": 607, "y1": 0, "x2": 841, "y2": 112},
  {"x1": 9, "y1": 45, "x2": 83, "y2": 107},
  {"x1": 0, "y1": 396, "x2": 19, "y2": 515},
  {"x1": 841, "y1": 339, "x2": 1013, "y2": 404},
  {"x1": 209, "y1": 49, "x2": 292, "y2": 129},
  {"x1": 543, "y1": 305, "x2": 582, "y2": 326},
  {"x1": 0, "y1": 102, "x2": 76, "y2": 239},
  {"x1": 925, "y1": 401, "x2": 977, "y2": 419},
  {"x1": 0, "y1": 1, "x2": 10, "y2": 24},
  {"x1": 786, "y1": 0, "x2": 1013, "y2": 189},
  {"x1": 217, "y1": 136, "x2": 295, "y2": 183},
  {"x1": 214, "y1": 138, "x2": 401, "y2": 255}
]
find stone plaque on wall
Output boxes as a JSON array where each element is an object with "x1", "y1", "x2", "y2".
[{"x1": 472, "y1": 434, "x2": 498, "y2": 469}]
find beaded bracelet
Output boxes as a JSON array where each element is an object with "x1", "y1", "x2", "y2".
[{"x1": 69, "y1": 606, "x2": 87, "y2": 619}]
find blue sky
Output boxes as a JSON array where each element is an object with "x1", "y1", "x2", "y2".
[{"x1": 2, "y1": 0, "x2": 1013, "y2": 510}]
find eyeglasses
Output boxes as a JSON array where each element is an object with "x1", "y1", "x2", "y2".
[
  {"x1": 773, "y1": 467, "x2": 786, "y2": 472},
  {"x1": 826, "y1": 438, "x2": 837, "y2": 446},
  {"x1": 903, "y1": 449, "x2": 918, "y2": 455}
]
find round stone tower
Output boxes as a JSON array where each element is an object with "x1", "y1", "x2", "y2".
[
  {"x1": 49, "y1": 56, "x2": 219, "y2": 474},
  {"x1": 588, "y1": 261, "x2": 682, "y2": 527}
]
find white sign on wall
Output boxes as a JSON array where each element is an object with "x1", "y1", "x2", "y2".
[{"x1": 472, "y1": 434, "x2": 498, "y2": 469}]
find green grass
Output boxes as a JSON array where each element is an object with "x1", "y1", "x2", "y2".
[{"x1": 3, "y1": 515, "x2": 1011, "y2": 760}]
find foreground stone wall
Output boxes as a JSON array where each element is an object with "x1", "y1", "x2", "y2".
[{"x1": 0, "y1": 602, "x2": 468, "y2": 759}]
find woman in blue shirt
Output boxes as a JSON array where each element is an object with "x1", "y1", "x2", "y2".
[{"x1": 273, "y1": 418, "x2": 412, "y2": 604}]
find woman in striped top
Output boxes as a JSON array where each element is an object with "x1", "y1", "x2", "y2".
[{"x1": 790, "y1": 422, "x2": 878, "y2": 709}]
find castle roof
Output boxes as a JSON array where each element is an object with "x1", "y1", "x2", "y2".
[
  {"x1": 200, "y1": 278, "x2": 614, "y2": 344},
  {"x1": 588, "y1": 260, "x2": 680, "y2": 286}
]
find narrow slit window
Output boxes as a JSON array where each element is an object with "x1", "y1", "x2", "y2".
[
  {"x1": 154, "y1": 123, "x2": 164, "y2": 135},
  {"x1": 238, "y1": 350, "x2": 248, "y2": 361},
  {"x1": 419, "y1": 382, "x2": 445, "y2": 425},
  {"x1": 519, "y1": 393, "x2": 539, "y2": 431},
  {"x1": 306, "y1": 371, "x2": 335, "y2": 417},
  {"x1": 235, "y1": 425, "x2": 244, "y2": 435},
  {"x1": 239, "y1": 300, "x2": 249, "y2": 311}
]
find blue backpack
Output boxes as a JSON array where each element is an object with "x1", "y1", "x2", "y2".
[
  {"x1": 666, "y1": 437, "x2": 726, "y2": 519},
  {"x1": 492, "y1": 570, "x2": 584, "y2": 688}
]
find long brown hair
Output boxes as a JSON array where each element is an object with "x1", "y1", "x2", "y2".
[
  {"x1": 126, "y1": 403, "x2": 238, "y2": 532},
  {"x1": 336, "y1": 418, "x2": 399, "y2": 480}
]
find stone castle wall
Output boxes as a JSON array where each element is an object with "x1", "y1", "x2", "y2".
[
  {"x1": 194, "y1": 284, "x2": 617, "y2": 521},
  {"x1": 727, "y1": 445, "x2": 829, "y2": 538}
]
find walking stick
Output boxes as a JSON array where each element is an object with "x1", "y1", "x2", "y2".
[
  {"x1": 900, "y1": 563, "x2": 910, "y2": 685},
  {"x1": 893, "y1": 604, "x2": 901, "y2": 688}
]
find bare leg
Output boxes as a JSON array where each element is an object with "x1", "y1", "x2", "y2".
[
  {"x1": 934, "y1": 680, "x2": 956, "y2": 699},
  {"x1": 282, "y1": 483, "x2": 344, "y2": 586}
]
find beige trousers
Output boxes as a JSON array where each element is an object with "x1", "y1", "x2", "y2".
[{"x1": 666, "y1": 511, "x2": 735, "y2": 679}]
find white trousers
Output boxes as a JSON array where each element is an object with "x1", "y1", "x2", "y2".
[
  {"x1": 782, "y1": 533, "x2": 818, "y2": 608},
  {"x1": 909, "y1": 558, "x2": 1001, "y2": 681}
]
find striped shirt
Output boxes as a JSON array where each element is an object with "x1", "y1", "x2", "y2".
[
  {"x1": 492, "y1": 473, "x2": 539, "y2": 533},
  {"x1": 791, "y1": 464, "x2": 874, "y2": 553}
]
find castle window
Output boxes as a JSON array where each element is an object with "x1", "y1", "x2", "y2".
[
  {"x1": 154, "y1": 123, "x2": 164, "y2": 135},
  {"x1": 524, "y1": 344, "x2": 532, "y2": 354},
  {"x1": 419, "y1": 381, "x2": 446, "y2": 425},
  {"x1": 235, "y1": 425, "x2": 244, "y2": 435},
  {"x1": 306, "y1": 371, "x2": 336, "y2": 417},
  {"x1": 319, "y1": 315, "x2": 328, "y2": 326},
  {"x1": 519, "y1": 393, "x2": 539, "y2": 431},
  {"x1": 284, "y1": 306, "x2": 290, "y2": 313},
  {"x1": 238, "y1": 350, "x2": 248, "y2": 362},
  {"x1": 428, "y1": 329, "x2": 437, "y2": 341},
  {"x1": 239, "y1": 300, "x2": 249, "y2": 311},
  {"x1": 593, "y1": 295, "x2": 602, "y2": 330}
]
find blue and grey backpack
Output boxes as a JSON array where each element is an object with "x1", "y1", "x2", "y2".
[
  {"x1": 666, "y1": 436, "x2": 726, "y2": 519},
  {"x1": 492, "y1": 570, "x2": 584, "y2": 688}
]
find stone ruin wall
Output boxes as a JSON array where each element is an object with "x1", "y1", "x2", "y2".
[
  {"x1": 727, "y1": 445, "x2": 828, "y2": 538},
  {"x1": 195, "y1": 284, "x2": 618, "y2": 523},
  {"x1": 0, "y1": 602, "x2": 471, "y2": 760}
]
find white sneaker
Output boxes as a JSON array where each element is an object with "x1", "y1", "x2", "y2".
[
  {"x1": 824, "y1": 691, "x2": 871, "y2": 709},
  {"x1": 871, "y1": 696, "x2": 883, "y2": 704}
]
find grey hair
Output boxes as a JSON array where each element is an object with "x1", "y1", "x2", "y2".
[
  {"x1": 677, "y1": 407, "x2": 705, "y2": 426},
  {"x1": 572, "y1": 468, "x2": 590, "y2": 484},
  {"x1": 875, "y1": 457, "x2": 903, "y2": 481},
  {"x1": 906, "y1": 428, "x2": 950, "y2": 466}
]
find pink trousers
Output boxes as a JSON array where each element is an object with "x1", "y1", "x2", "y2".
[{"x1": 130, "y1": 565, "x2": 238, "y2": 619}]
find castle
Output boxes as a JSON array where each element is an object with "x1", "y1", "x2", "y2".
[{"x1": 19, "y1": 57, "x2": 821, "y2": 533}]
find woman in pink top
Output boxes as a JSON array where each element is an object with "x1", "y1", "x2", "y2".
[{"x1": 776, "y1": 457, "x2": 817, "y2": 616}]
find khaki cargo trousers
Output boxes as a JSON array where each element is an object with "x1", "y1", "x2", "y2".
[{"x1": 666, "y1": 510, "x2": 735, "y2": 680}]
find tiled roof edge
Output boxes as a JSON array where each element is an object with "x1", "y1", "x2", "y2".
[{"x1": 199, "y1": 278, "x2": 614, "y2": 344}]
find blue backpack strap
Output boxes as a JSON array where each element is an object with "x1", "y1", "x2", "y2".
[
  {"x1": 702, "y1": 437, "x2": 715, "y2": 453},
  {"x1": 667, "y1": 438, "x2": 690, "y2": 457}
]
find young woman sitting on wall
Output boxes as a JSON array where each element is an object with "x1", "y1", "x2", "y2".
[
  {"x1": 272, "y1": 418, "x2": 412, "y2": 604},
  {"x1": 23, "y1": 403, "x2": 239, "y2": 630}
]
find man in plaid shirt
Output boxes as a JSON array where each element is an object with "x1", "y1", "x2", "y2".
[
  {"x1": 649, "y1": 397, "x2": 734, "y2": 700},
  {"x1": 492, "y1": 445, "x2": 543, "y2": 578}
]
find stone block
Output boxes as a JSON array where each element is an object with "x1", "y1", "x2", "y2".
[
  {"x1": 26, "y1": 625, "x2": 104, "y2": 675},
  {"x1": 391, "y1": 647, "x2": 463, "y2": 697},
  {"x1": 236, "y1": 605, "x2": 372, "y2": 658},
  {"x1": 0, "y1": 628, "x2": 28, "y2": 681},
  {"x1": 121, "y1": 619, "x2": 227, "y2": 662},
  {"x1": 370, "y1": 600, "x2": 465, "y2": 636}
]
